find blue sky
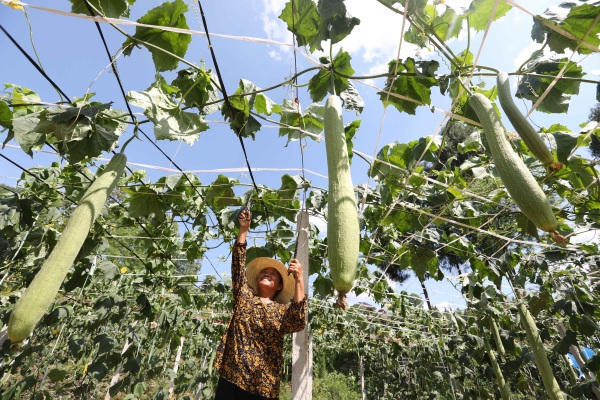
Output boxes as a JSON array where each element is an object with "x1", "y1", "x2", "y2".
[{"x1": 1, "y1": 0, "x2": 599, "y2": 308}]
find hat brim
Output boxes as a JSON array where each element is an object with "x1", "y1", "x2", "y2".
[{"x1": 246, "y1": 257, "x2": 295, "y2": 304}]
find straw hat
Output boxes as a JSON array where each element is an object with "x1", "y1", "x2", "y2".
[{"x1": 246, "y1": 257, "x2": 295, "y2": 304}]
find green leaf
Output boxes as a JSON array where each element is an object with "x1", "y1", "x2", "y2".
[
  {"x1": 126, "y1": 186, "x2": 166, "y2": 220},
  {"x1": 261, "y1": 174, "x2": 301, "y2": 221},
  {"x1": 56, "y1": 108, "x2": 128, "y2": 163},
  {"x1": 340, "y1": 81, "x2": 364, "y2": 115},
  {"x1": 279, "y1": 0, "x2": 322, "y2": 52},
  {"x1": 70, "y1": 0, "x2": 132, "y2": 18},
  {"x1": 308, "y1": 50, "x2": 355, "y2": 102},
  {"x1": 516, "y1": 52, "x2": 583, "y2": 113},
  {"x1": 4, "y1": 84, "x2": 43, "y2": 117},
  {"x1": 279, "y1": 100, "x2": 324, "y2": 143},
  {"x1": 554, "y1": 329, "x2": 578, "y2": 354},
  {"x1": 47, "y1": 368, "x2": 68, "y2": 383},
  {"x1": 222, "y1": 80, "x2": 278, "y2": 138},
  {"x1": 122, "y1": 0, "x2": 191, "y2": 71},
  {"x1": 455, "y1": 86, "x2": 498, "y2": 125},
  {"x1": 94, "y1": 333, "x2": 117, "y2": 354},
  {"x1": 279, "y1": 0, "x2": 359, "y2": 53},
  {"x1": 97, "y1": 261, "x2": 119, "y2": 280},
  {"x1": 553, "y1": 130, "x2": 579, "y2": 163},
  {"x1": 317, "y1": 0, "x2": 360, "y2": 45},
  {"x1": 516, "y1": 212, "x2": 540, "y2": 240},
  {"x1": 533, "y1": 3, "x2": 600, "y2": 55},
  {"x1": 586, "y1": 354, "x2": 600, "y2": 374},
  {"x1": 205, "y1": 175, "x2": 239, "y2": 211},
  {"x1": 433, "y1": 7, "x2": 465, "y2": 41},
  {"x1": 171, "y1": 67, "x2": 219, "y2": 114},
  {"x1": 345, "y1": 120, "x2": 361, "y2": 165},
  {"x1": 379, "y1": 58, "x2": 439, "y2": 115},
  {"x1": 68, "y1": 338, "x2": 88, "y2": 358},
  {"x1": 401, "y1": 245, "x2": 439, "y2": 281},
  {"x1": 467, "y1": 0, "x2": 512, "y2": 32},
  {"x1": 370, "y1": 141, "x2": 412, "y2": 181},
  {"x1": 128, "y1": 77, "x2": 208, "y2": 144},
  {"x1": 0, "y1": 100, "x2": 11, "y2": 129},
  {"x1": 88, "y1": 361, "x2": 109, "y2": 381},
  {"x1": 10, "y1": 112, "x2": 48, "y2": 155}
]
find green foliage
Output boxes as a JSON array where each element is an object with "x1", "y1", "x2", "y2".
[
  {"x1": 122, "y1": 0, "x2": 191, "y2": 72},
  {"x1": 127, "y1": 76, "x2": 209, "y2": 144},
  {"x1": 309, "y1": 50, "x2": 355, "y2": 102},
  {"x1": 379, "y1": 58, "x2": 439, "y2": 115},
  {"x1": 516, "y1": 53, "x2": 584, "y2": 114},
  {"x1": 279, "y1": 0, "x2": 360, "y2": 53},
  {"x1": 70, "y1": 0, "x2": 133, "y2": 18},
  {"x1": 2, "y1": 0, "x2": 600, "y2": 398},
  {"x1": 532, "y1": 2, "x2": 600, "y2": 55}
]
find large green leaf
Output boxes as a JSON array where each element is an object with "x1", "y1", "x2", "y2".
[
  {"x1": 370, "y1": 141, "x2": 413, "y2": 181},
  {"x1": 533, "y1": 2, "x2": 600, "y2": 55},
  {"x1": 128, "y1": 77, "x2": 208, "y2": 144},
  {"x1": 171, "y1": 67, "x2": 219, "y2": 114},
  {"x1": 400, "y1": 245, "x2": 440, "y2": 281},
  {"x1": 379, "y1": 58, "x2": 439, "y2": 115},
  {"x1": 317, "y1": 0, "x2": 360, "y2": 45},
  {"x1": 122, "y1": 0, "x2": 191, "y2": 72},
  {"x1": 516, "y1": 52, "x2": 583, "y2": 114},
  {"x1": 70, "y1": 0, "x2": 132, "y2": 18},
  {"x1": 221, "y1": 80, "x2": 280, "y2": 139},
  {"x1": 11, "y1": 106, "x2": 126, "y2": 161},
  {"x1": 279, "y1": 0, "x2": 359, "y2": 53},
  {"x1": 260, "y1": 174, "x2": 301, "y2": 221},
  {"x1": 308, "y1": 50, "x2": 355, "y2": 102},
  {"x1": 125, "y1": 186, "x2": 166, "y2": 220},
  {"x1": 204, "y1": 175, "x2": 239, "y2": 211},
  {"x1": 467, "y1": 0, "x2": 512, "y2": 32},
  {"x1": 278, "y1": 100, "x2": 325, "y2": 144},
  {"x1": 433, "y1": 7, "x2": 465, "y2": 41},
  {"x1": 345, "y1": 120, "x2": 361, "y2": 165},
  {"x1": 0, "y1": 100, "x2": 11, "y2": 129}
]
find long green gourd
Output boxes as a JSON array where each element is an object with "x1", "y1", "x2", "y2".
[
  {"x1": 517, "y1": 303, "x2": 565, "y2": 400},
  {"x1": 468, "y1": 93, "x2": 566, "y2": 245},
  {"x1": 8, "y1": 153, "x2": 127, "y2": 343},
  {"x1": 496, "y1": 72, "x2": 563, "y2": 171},
  {"x1": 484, "y1": 337, "x2": 512, "y2": 400},
  {"x1": 324, "y1": 95, "x2": 360, "y2": 309}
]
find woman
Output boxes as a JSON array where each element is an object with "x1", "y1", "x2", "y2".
[{"x1": 214, "y1": 207, "x2": 307, "y2": 400}]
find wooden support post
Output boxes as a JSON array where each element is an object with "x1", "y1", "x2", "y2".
[
  {"x1": 292, "y1": 210, "x2": 312, "y2": 400},
  {"x1": 169, "y1": 336, "x2": 185, "y2": 399}
]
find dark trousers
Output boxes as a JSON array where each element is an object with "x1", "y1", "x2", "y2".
[{"x1": 214, "y1": 377, "x2": 278, "y2": 400}]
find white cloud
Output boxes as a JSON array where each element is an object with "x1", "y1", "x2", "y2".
[{"x1": 513, "y1": 41, "x2": 543, "y2": 70}]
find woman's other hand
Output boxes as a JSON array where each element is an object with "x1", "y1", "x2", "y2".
[{"x1": 287, "y1": 259, "x2": 303, "y2": 282}]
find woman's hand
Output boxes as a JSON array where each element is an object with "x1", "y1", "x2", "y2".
[
  {"x1": 236, "y1": 207, "x2": 251, "y2": 244},
  {"x1": 238, "y1": 208, "x2": 251, "y2": 231},
  {"x1": 287, "y1": 259, "x2": 303, "y2": 282},
  {"x1": 288, "y1": 259, "x2": 305, "y2": 302}
]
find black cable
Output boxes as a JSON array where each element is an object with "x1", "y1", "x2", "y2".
[
  {"x1": 0, "y1": 23, "x2": 72, "y2": 104},
  {"x1": 81, "y1": 0, "x2": 220, "y2": 232},
  {"x1": 196, "y1": 0, "x2": 278, "y2": 254}
]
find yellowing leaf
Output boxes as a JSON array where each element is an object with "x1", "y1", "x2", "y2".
[{"x1": 3, "y1": 1, "x2": 24, "y2": 11}]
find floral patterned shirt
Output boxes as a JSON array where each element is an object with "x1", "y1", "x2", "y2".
[{"x1": 214, "y1": 241, "x2": 307, "y2": 398}]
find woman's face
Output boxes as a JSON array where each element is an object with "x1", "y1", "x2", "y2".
[{"x1": 257, "y1": 267, "x2": 283, "y2": 291}]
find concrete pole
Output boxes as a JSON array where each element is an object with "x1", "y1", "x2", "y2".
[{"x1": 292, "y1": 210, "x2": 312, "y2": 400}]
